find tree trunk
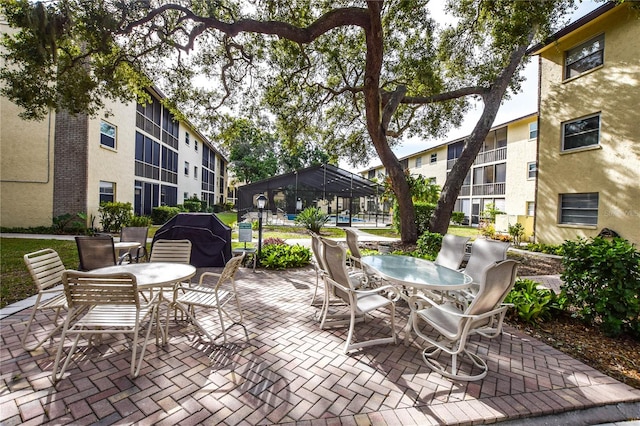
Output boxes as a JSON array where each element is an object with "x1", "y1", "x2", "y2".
[
  {"x1": 429, "y1": 38, "x2": 534, "y2": 235},
  {"x1": 361, "y1": 2, "x2": 417, "y2": 243}
]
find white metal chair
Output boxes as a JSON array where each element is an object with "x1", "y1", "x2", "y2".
[
  {"x1": 435, "y1": 234, "x2": 470, "y2": 270},
  {"x1": 320, "y1": 242, "x2": 397, "y2": 354},
  {"x1": 52, "y1": 271, "x2": 160, "y2": 382},
  {"x1": 461, "y1": 239, "x2": 511, "y2": 299},
  {"x1": 409, "y1": 260, "x2": 519, "y2": 381},
  {"x1": 149, "y1": 239, "x2": 192, "y2": 264},
  {"x1": 308, "y1": 232, "x2": 326, "y2": 306},
  {"x1": 21, "y1": 249, "x2": 69, "y2": 351},
  {"x1": 344, "y1": 228, "x2": 364, "y2": 269},
  {"x1": 173, "y1": 253, "x2": 247, "y2": 344}
]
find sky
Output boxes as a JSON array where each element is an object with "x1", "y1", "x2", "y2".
[{"x1": 342, "y1": 0, "x2": 602, "y2": 173}]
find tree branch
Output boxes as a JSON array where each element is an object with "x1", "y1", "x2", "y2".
[
  {"x1": 120, "y1": 4, "x2": 370, "y2": 43},
  {"x1": 400, "y1": 86, "x2": 489, "y2": 104}
]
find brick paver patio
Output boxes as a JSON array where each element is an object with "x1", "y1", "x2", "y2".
[{"x1": 2, "y1": 266, "x2": 639, "y2": 425}]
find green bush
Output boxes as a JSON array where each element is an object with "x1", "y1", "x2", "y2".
[
  {"x1": 183, "y1": 200, "x2": 202, "y2": 212},
  {"x1": 561, "y1": 237, "x2": 640, "y2": 337},
  {"x1": 525, "y1": 242, "x2": 563, "y2": 255},
  {"x1": 414, "y1": 202, "x2": 436, "y2": 236},
  {"x1": 294, "y1": 207, "x2": 329, "y2": 234},
  {"x1": 129, "y1": 215, "x2": 152, "y2": 227},
  {"x1": 151, "y1": 206, "x2": 181, "y2": 225},
  {"x1": 99, "y1": 202, "x2": 133, "y2": 232},
  {"x1": 259, "y1": 243, "x2": 311, "y2": 269},
  {"x1": 52, "y1": 212, "x2": 92, "y2": 234},
  {"x1": 508, "y1": 223, "x2": 525, "y2": 246},
  {"x1": 413, "y1": 231, "x2": 443, "y2": 260},
  {"x1": 451, "y1": 211, "x2": 465, "y2": 225},
  {"x1": 505, "y1": 279, "x2": 565, "y2": 324}
]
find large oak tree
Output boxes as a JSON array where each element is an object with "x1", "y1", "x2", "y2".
[{"x1": 1, "y1": 0, "x2": 575, "y2": 242}]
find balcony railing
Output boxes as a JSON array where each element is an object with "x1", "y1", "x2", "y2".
[
  {"x1": 472, "y1": 182, "x2": 506, "y2": 196},
  {"x1": 474, "y1": 146, "x2": 507, "y2": 165},
  {"x1": 459, "y1": 185, "x2": 471, "y2": 196}
]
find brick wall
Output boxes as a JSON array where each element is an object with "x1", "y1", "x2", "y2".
[{"x1": 53, "y1": 111, "x2": 88, "y2": 218}]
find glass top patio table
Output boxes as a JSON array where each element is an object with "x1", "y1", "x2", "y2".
[{"x1": 360, "y1": 254, "x2": 472, "y2": 291}]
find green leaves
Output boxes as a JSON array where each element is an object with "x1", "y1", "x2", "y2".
[
  {"x1": 294, "y1": 207, "x2": 329, "y2": 234},
  {"x1": 561, "y1": 237, "x2": 640, "y2": 337},
  {"x1": 259, "y1": 242, "x2": 311, "y2": 269},
  {"x1": 505, "y1": 279, "x2": 564, "y2": 324}
]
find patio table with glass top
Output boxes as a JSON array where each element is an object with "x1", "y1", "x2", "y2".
[{"x1": 360, "y1": 254, "x2": 473, "y2": 344}]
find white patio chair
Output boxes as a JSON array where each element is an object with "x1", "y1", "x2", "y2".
[
  {"x1": 435, "y1": 234, "x2": 470, "y2": 270},
  {"x1": 173, "y1": 253, "x2": 247, "y2": 344},
  {"x1": 52, "y1": 271, "x2": 160, "y2": 382},
  {"x1": 308, "y1": 232, "x2": 326, "y2": 306},
  {"x1": 320, "y1": 242, "x2": 397, "y2": 354},
  {"x1": 21, "y1": 249, "x2": 69, "y2": 351},
  {"x1": 459, "y1": 239, "x2": 510, "y2": 301},
  {"x1": 149, "y1": 239, "x2": 192, "y2": 264},
  {"x1": 409, "y1": 259, "x2": 519, "y2": 381}
]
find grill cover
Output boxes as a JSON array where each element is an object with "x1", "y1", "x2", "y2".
[{"x1": 152, "y1": 213, "x2": 232, "y2": 267}]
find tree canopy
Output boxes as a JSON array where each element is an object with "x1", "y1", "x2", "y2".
[{"x1": 0, "y1": 0, "x2": 577, "y2": 242}]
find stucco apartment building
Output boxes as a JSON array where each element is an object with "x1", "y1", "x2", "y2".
[
  {"x1": 361, "y1": 2, "x2": 639, "y2": 247},
  {"x1": 529, "y1": 1, "x2": 639, "y2": 247},
  {"x1": 361, "y1": 113, "x2": 539, "y2": 238},
  {"x1": 1, "y1": 19, "x2": 228, "y2": 229}
]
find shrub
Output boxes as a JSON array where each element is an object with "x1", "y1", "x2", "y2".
[
  {"x1": 183, "y1": 200, "x2": 202, "y2": 212},
  {"x1": 294, "y1": 207, "x2": 329, "y2": 234},
  {"x1": 525, "y1": 242, "x2": 563, "y2": 255},
  {"x1": 479, "y1": 221, "x2": 495, "y2": 239},
  {"x1": 414, "y1": 202, "x2": 436, "y2": 236},
  {"x1": 52, "y1": 212, "x2": 92, "y2": 234},
  {"x1": 505, "y1": 279, "x2": 565, "y2": 324},
  {"x1": 263, "y1": 237, "x2": 286, "y2": 246},
  {"x1": 413, "y1": 231, "x2": 443, "y2": 260},
  {"x1": 508, "y1": 222, "x2": 525, "y2": 246},
  {"x1": 151, "y1": 206, "x2": 181, "y2": 225},
  {"x1": 561, "y1": 237, "x2": 640, "y2": 337},
  {"x1": 129, "y1": 215, "x2": 152, "y2": 227},
  {"x1": 451, "y1": 211, "x2": 465, "y2": 225},
  {"x1": 99, "y1": 202, "x2": 133, "y2": 232},
  {"x1": 259, "y1": 243, "x2": 311, "y2": 269}
]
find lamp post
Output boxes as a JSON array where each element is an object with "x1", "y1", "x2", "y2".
[
  {"x1": 256, "y1": 193, "x2": 267, "y2": 266},
  {"x1": 296, "y1": 197, "x2": 302, "y2": 212}
]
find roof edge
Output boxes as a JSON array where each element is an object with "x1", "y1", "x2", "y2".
[{"x1": 526, "y1": 1, "x2": 617, "y2": 55}]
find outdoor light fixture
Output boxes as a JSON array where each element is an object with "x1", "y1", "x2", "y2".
[
  {"x1": 296, "y1": 197, "x2": 302, "y2": 212},
  {"x1": 256, "y1": 193, "x2": 267, "y2": 265}
]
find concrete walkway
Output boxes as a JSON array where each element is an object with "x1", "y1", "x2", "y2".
[{"x1": 1, "y1": 232, "x2": 639, "y2": 425}]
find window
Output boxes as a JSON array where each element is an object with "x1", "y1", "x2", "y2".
[
  {"x1": 560, "y1": 193, "x2": 598, "y2": 225},
  {"x1": 562, "y1": 114, "x2": 600, "y2": 151},
  {"x1": 430, "y1": 153, "x2": 437, "y2": 164},
  {"x1": 100, "y1": 121, "x2": 116, "y2": 149},
  {"x1": 194, "y1": 166, "x2": 198, "y2": 179},
  {"x1": 527, "y1": 202, "x2": 535, "y2": 216},
  {"x1": 529, "y1": 122, "x2": 538, "y2": 140},
  {"x1": 194, "y1": 141, "x2": 198, "y2": 152},
  {"x1": 527, "y1": 162, "x2": 537, "y2": 179},
  {"x1": 428, "y1": 177, "x2": 436, "y2": 184},
  {"x1": 99, "y1": 181, "x2": 115, "y2": 204},
  {"x1": 185, "y1": 132, "x2": 190, "y2": 146},
  {"x1": 184, "y1": 161, "x2": 189, "y2": 176},
  {"x1": 415, "y1": 157, "x2": 422, "y2": 168},
  {"x1": 184, "y1": 192, "x2": 189, "y2": 201},
  {"x1": 565, "y1": 34, "x2": 604, "y2": 79}
]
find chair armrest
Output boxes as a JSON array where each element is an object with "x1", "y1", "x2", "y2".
[{"x1": 198, "y1": 271, "x2": 222, "y2": 285}]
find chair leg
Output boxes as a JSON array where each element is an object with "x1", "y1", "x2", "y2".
[{"x1": 132, "y1": 306, "x2": 157, "y2": 378}]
